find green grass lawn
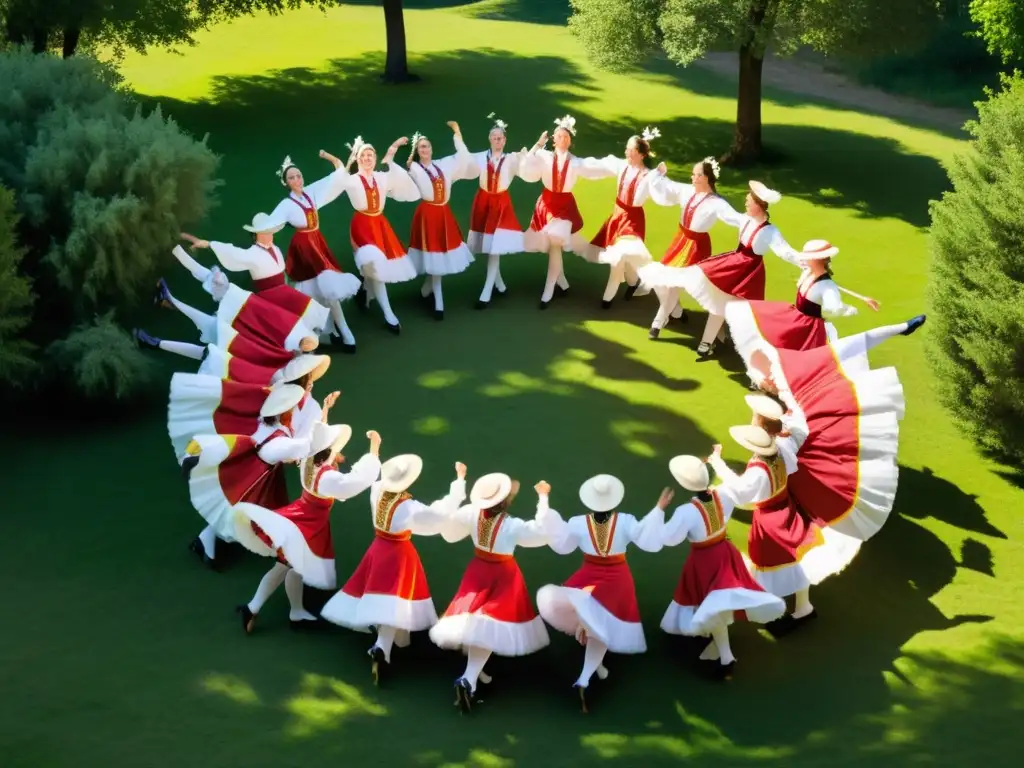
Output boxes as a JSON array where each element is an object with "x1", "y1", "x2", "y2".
[{"x1": 4, "y1": 2, "x2": 1021, "y2": 766}]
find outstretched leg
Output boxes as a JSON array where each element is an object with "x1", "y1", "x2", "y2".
[
  {"x1": 237, "y1": 562, "x2": 290, "y2": 634},
  {"x1": 134, "y1": 329, "x2": 205, "y2": 360},
  {"x1": 836, "y1": 316, "x2": 926, "y2": 359},
  {"x1": 172, "y1": 245, "x2": 213, "y2": 283},
  {"x1": 454, "y1": 645, "x2": 492, "y2": 711}
]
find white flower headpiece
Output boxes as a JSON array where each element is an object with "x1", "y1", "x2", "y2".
[
  {"x1": 407, "y1": 131, "x2": 427, "y2": 164},
  {"x1": 276, "y1": 155, "x2": 293, "y2": 186},
  {"x1": 553, "y1": 114, "x2": 577, "y2": 136},
  {"x1": 345, "y1": 136, "x2": 368, "y2": 167},
  {"x1": 641, "y1": 126, "x2": 661, "y2": 142},
  {"x1": 702, "y1": 155, "x2": 721, "y2": 180},
  {"x1": 487, "y1": 112, "x2": 508, "y2": 132}
]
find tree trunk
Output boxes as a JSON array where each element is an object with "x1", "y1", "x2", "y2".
[
  {"x1": 32, "y1": 26, "x2": 48, "y2": 53},
  {"x1": 381, "y1": 0, "x2": 418, "y2": 83},
  {"x1": 726, "y1": 45, "x2": 764, "y2": 165},
  {"x1": 62, "y1": 26, "x2": 81, "y2": 58}
]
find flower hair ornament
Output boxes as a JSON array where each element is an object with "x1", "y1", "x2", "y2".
[
  {"x1": 553, "y1": 114, "x2": 577, "y2": 136},
  {"x1": 702, "y1": 155, "x2": 721, "y2": 181},
  {"x1": 487, "y1": 112, "x2": 508, "y2": 132},
  {"x1": 640, "y1": 126, "x2": 660, "y2": 157},
  {"x1": 345, "y1": 136, "x2": 368, "y2": 167},
  {"x1": 407, "y1": 131, "x2": 425, "y2": 164},
  {"x1": 276, "y1": 155, "x2": 293, "y2": 186}
]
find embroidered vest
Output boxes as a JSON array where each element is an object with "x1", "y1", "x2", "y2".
[
  {"x1": 422, "y1": 163, "x2": 446, "y2": 203},
  {"x1": 748, "y1": 453, "x2": 788, "y2": 503},
  {"x1": 299, "y1": 458, "x2": 335, "y2": 499},
  {"x1": 476, "y1": 510, "x2": 506, "y2": 552},
  {"x1": 692, "y1": 492, "x2": 727, "y2": 538},
  {"x1": 374, "y1": 490, "x2": 412, "y2": 532},
  {"x1": 682, "y1": 192, "x2": 714, "y2": 231},
  {"x1": 486, "y1": 153, "x2": 506, "y2": 193},
  {"x1": 586, "y1": 512, "x2": 619, "y2": 557},
  {"x1": 290, "y1": 192, "x2": 319, "y2": 231},
  {"x1": 359, "y1": 174, "x2": 381, "y2": 215}
]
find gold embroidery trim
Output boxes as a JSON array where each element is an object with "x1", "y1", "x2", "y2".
[{"x1": 375, "y1": 491, "x2": 412, "y2": 530}]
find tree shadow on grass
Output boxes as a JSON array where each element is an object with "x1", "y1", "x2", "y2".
[{"x1": 339, "y1": 0, "x2": 570, "y2": 26}]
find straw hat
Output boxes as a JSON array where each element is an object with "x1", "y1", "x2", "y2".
[
  {"x1": 279, "y1": 354, "x2": 330, "y2": 384},
  {"x1": 728, "y1": 425, "x2": 777, "y2": 456},
  {"x1": 380, "y1": 454, "x2": 423, "y2": 493},
  {"x1": 669, "y1": 455, "x2": 710, "y2": 492},
  {"x1": 798, "y1": 239, "x2": 839, "y2": 260},
  {"x1": 243, "y1": 212, "x2": 285, "y2": 234},
  {"x1": 260, "y1": 383, "x2": 305, "y2": 418},
  {"x1": 310, "y1": 422, "x2": 352, "y2": 456},
  {"x1": 578, "y1": 474, "x2": 625, "y2": 513},
  {"x1": 748, "y1": 181, "x2": 781, "y2": 205},
  {"x1": 470, "y1": 473, "x2": 513, "y2": 510},
  {"x1": 744, "y1": 393, "x2": 785, "y2": 421}
]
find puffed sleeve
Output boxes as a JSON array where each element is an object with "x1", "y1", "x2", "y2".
[
  {"x1": 462, "y1": 150, "x2": 485, "y2": 181},
  {"x1": 209, "y1": 241, "x2": 255, "y2": 273},
  {"x1": 437, "y1": 135, "x2": 476, "y2": 181},
  {"x1": 384, "y1": 163, "x2": 422, "y2": 202},
  {"x1": 291, "y1": 398, "x2": 322, "y2": 441},
  {"x1": 713, "y1": 197, "x2": 745, "y2": 228},
  {"x1": 708, "y1": 455, "x2": 772, "y2": 506},
  {"x1": 648, "y1": 174, "x2": 694, "y2": 208},
  {"x1": 518, "y1": 148, "x2": 548, "y2": 183},
  {"x1": 509, "y1": 496, "x2": 554, "y2": 548},
  {"x1": 767, "y1": 226, "x2": 803, "y2": 266},
  {"x1": 440, "y1": 504, "x2": 477, "y2": 543},
  {"x1": 539, "y1": 501, "x2": 578, "y2": 555},
  {"x1": 818, "y1": 281, "x2": 858, "y2": 318},
  {"x1": 304, "y1": 167, "x2": 349, "y2": 209},
  {"x1": 400, "y1": 478, "x2": 468, "y2": 536},
  {"x1": 257, "y1": 433, "x2": 314, "y2": 465},
  {"x1": 573, "y1": 154, "x2": 621, "y2": 180},
  {"x1": 317, "y1": 453, "x2": 382, "y2": 501},
  {"x1": 626, "y1": 507, "x2": 665, "y2": 553},
  {"x1": 661, "y1": 503, "x2": 701, "y2": 548}
]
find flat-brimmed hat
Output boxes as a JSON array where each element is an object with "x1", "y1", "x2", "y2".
[
  {"x1": 380, "y1": 454, "x2": 423, "y2": 493},
  {"x1": 243, "y1": 212, "x2": 285, "y2": 235},
  {"x1": 310, "y1": 422, "x2": 352, "y2": 456},
  {"x1": 744, "y1": 393, "x2": 784, "y2": 421},
  {"x1": 748, "y1": 180, "x2": 781, "y2": 205},
  {"x1": 669, "y1": 455, "x2": 710, "y2": 492},
  {"x1": 728, "y1": 425, "x2": 777, "y2": 456},
  {"x1": 279, "y1": 354, "x2": 330, "y2": 384},
  {"x1": 798, "y1": 239, "x2": 838, "y2": 260},
  {"x1": 260, "y1": 383, "x2": 304, "y2": 418},
  {"x1": 578, "y1": 474, "x2": 625, "y2": 513},
  {"x1": 470, "y1": 472, "x2": 513, "y2": 510}
]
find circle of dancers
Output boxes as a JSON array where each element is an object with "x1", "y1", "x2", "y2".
[{"x1": 143, "y1": 112, "x2": 928, "y2": 714}]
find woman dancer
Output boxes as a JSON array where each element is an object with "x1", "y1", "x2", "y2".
[
  {"x1": 674, "y1": 181, "x2": 802, "y2": 358},
  {"x1": 637, "y1": 157, "x2": 742, "y2": 339},
  {"x1": 519, "y1": 115, "x2": 618, "y2": 308},
  {"x1": 535, "y1": 475, "x2": 668, "y2": 712},
  {"x1": 180, "y1": 215, "x2": 330, "y2": 335},
  {"x1": 584, "y1": 128, "x2": 663, "y2": 309},
  {"x1": 321, "y1": 459, "x2": 468, "y2": 685},
  {"x1": 405, "y1": 122, "x2": 476, "y2": 319},
  {"x1": 429, "y1": 475, "x2": 552, "y2": 713},
  {"x1": 181, "y1": 384, "x2": 316, "y2": 569},
  {"x1": 269, "y1": 151, "x2": 362, "y2": 352},
  {"x1": 465, "y1": 113, "x2": 526, "y2": 308},
  {"x1": 658, "y1": 455, "x2": 786, "y2": 679},
  {"x1": 233, "y1": 423, "x2": 383, "y2": 633},
  {"x1": 341, "y1": 135, "x2": 420, "y2": 334},
  {"x1": 743, "y1": 316, "x2": 924, "y2": 634},
  {"x1": 725, "y1": 239, "x2": 880, "y2": 380}
]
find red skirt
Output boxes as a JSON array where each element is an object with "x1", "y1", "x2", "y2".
[
  {"x1": 286, "y1": 229, "x2": 343, "y2": 282},
  {"x1": 470, "y1": 189, "x2": 522, "y2": 234},
  {"x1": 253, "y1": 493, "x2": 334, "y2": 565},
  {"x1": 662, "y1": 227, "x2": 712, "y2": 267},
  {"x1": 409, "y1": 202, "x2": 465, "y2": 253},
  {"x1": 219, "y1": 289, "x2": 308, "y2": 350},
  {"x1": 673, "y1": 539, "x2": 763, "y2": 618},
  {"x1": 748, "y1": 494, "x2": 825, "y2": 571},
  {"x1": 225, "y1": 329, "x2": 295, "y2": 369},
  {"x1": 441, "y1": 554, "x2": 538, "y2": 623},
  {"x1": 699, "y1": 249, "x2": 766, "y2": 301},
  {"x1": 251, "y1": 275, "x2": 318, "y2": 318},
  {"x1": 221, "y1": 353, "x2": 278, "y2": 386},
  {"x1": 218, "y1": 440, "x2": 289, "y2": 509},
  {"x1": 745, "y1": 301, "x2": 828, "y2": 351},
  {"x1": 529, "y1": 189, "x2": 583, "y2": 233},
  {"x1": 212, "y1": 381, "x2": 268, "y2": 436},
  {"x1": 589, "y1": 200, "x2": 645, "y2": 250},
  {"x1": 350, "y1": 211, "x2": 407, "y2": 260},
  {"x1": 342, "y1": 535, "x2": 432, "y2": 602},
  {"x1": 562, "y1": 558, "x2": 640, "y2": 623}
]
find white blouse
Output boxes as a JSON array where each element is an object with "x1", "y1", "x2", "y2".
[
  {"x1": 317, "y1": 454, "x2": 383, "y2": 502},
  {"x1": 366, "y1": 478, "x2": 467, "y2": 536},
  {"x1": 707, "y1": 439, "x2": 800, "y2": 507},
  {"x1": 540, "y1": 504, "x2": 666, "y2": 556},
  {"x1": 440, "y1": 493, "x2": 552, "y2": 555},
  {"x1": 269, "y1": 167, "x2": 349, "y2": 229},
  {"x1": 251, "y1": 422, "x2": 312, "y2": 465},
  {"x1": 290, "y1": 395, "x2": 321, "y2": 442},
  {"x1": 339, "y1": 164, "x2": 420, "y2": 213},
  {"x1": 465, "y1": 150, "x2": 525, "y2": 193},
  {"x1": 209, "y1": 242, "x2": 287, "y2": 281},
  {"x1": 407, "y1": 136, "x2": 475, "y2": 204},
  {"x1": 647, "y1": 176, "x2": 743, "y2": 233},
  {"x1": 519, "y1": 148, "x2": 615, "y2": 193},
  {"x1": 730, "y1": 215, "x2": 802, "y2": 262},
  {"x1": 796, "y1": 271, "x2": 857, "y2": 318},
  {"x1": 661, "y1": 489, "x2": 740, "y2": 547}
]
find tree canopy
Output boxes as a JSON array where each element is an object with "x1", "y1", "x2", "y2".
[{"x1": 969, "y1": 0, "x2": 1024, "y2": 64}]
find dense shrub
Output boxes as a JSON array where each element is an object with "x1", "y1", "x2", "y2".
[{"x1": 0, "y1": 184, "x2": 36, "y2": 388}]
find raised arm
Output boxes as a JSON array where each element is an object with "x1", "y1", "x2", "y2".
[
  {"x1": 706, "y1": 445, "x2": 772, "y2": 506},
  {"x1": 627, "y1": 489, "x2": 672, "y2": 553},
  {"x1": 179, "y1": 233, "x2": 253, "y2": 274},
  {"x1": 318, "y1": 452, "x2": 383, "y2": 501},
  {"x1": 767, "y1": 226, "x2": 803, "y2": 266},
  {"x1": 402, "y1": 464, "x2": 469, "y2": 536},
  {"x1": 713, "y1": 196, "x2": 745, "y2": 229},
  {"x1": 517, "y1": 132, "x2": 550, "y2": 183},
  {"x1": 436, "y1": 122, "x2": 476, "y2": 181},
  {"x1": 304, "y1": 155, "x2": 349, "y2": 208},
  {"x1": 647, "y1": 166, "x2": 694, "y2": 208},
  {"x1": 661, "y1": 502, "x2": 702, "y2": 548},
  {"x1": 510, "y1": 481, "x2": 556, "y2": 548},
  {"x1": 257, "y1": 433, "x2": 314, "y2": 465},
  {"x1": 573, "y1": 154, "x2": 622, "y2": 181},
  {"x1": 384, "y1": 162, "x2": 422, "y2": 203},
  {"x1": 535, "y1": 481, "x2": 577, "y2": 555}
]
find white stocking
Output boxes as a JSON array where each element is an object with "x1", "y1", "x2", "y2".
[
  {"x1": 247, "y1": 562, "x2": 289, "y2": 614},
  {"x1": 603, "y1": 262, "x2": 625, "y2": 302},
  {"x1": 285, "y1": 568, "x2": 317, "y2": 621},
  {"x1": 652, "y1": 288, "x2": 681, "y2": 329},
  {"x1": 541, "y1": 246, "x2": 564, "y2": 302},
  {"x1": 172, "y1": 245, "x2": 213, "y2": 283},
  {"x1": 197, "y1": 525, "x2": 217, "y2": 558},
  {"x1": 328, "y1": 300, "x2": 356, "y2": 345},
  {"x1": 431, "y1": 275, "x2": 443, "y2": 312},
  {"x1": 792, "y1": 587, "x2": 814, "y2": 619},
  {"x1": 623, "y1": 261, "x2": 639, "y2": 287},
  {"x1": 374, "y1": 625, "x2": 397, "y2": 663},
  {"x1": 461, "y1": 646, "x2": 492, "y2": 693},
  {"x1": 701, "y1": 313, "x2": 726, "y2": 345},
  {"x1": 576, "y1": 637, "x2": 609, "y2": 688},
  {"x1": 166, "y1": 290, "x2": 217, "y2": 341},
  {"x1": 420, "y1": 277, "x2": 433, "y2": 297},
  {"x1": 710, "y1": 625, "x2": 735, "y2": 665},
  {"x1": 480, "y1": 255, "x2": 501, "y2": 302},
  {"x1": 370, "y1": 279, "x2": 400, "y2": 326},
  {"x1": 159, "y1": 340, "x2": 204, "y2": 360},
  {"x1": 835, "y1": 321, "x2": 910, "y2": 360},
  {"x1": 494, "y1": 261, "x2": 507, "y2": 292}
]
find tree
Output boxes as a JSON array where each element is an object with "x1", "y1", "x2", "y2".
[
  {"x1": 0, "y1": 47, "x2": 221, "y2": 400},
  {"x1": 0, "y1": 184, "x2": 35, "y2": 390},
  {"x1": 927, "y1": 72, "x2": 1024, "y2": 465},
  {"x1": 969, "y1": 0, "x2": 1024, "y2": 64},
  {"x1": 568, "y1": 0, "x2": 945, "y2": 164}
]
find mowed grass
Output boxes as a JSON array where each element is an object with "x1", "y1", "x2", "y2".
[{"x1": 3, "y1": 2, "x2": 1021, "y2": 766}]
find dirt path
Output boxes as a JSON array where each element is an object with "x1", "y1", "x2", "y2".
[{"x1": 693, "y1": 52, "x2": 971, "y2": 133}]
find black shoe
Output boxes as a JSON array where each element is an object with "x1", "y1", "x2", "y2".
[
  {"x1": 623, "y1": 283, "x2": 639, "y2": 301},
  {"x1": 290, "y1": 617, "x2": 319, "y2": 632},
  {"x1": 132, "y1": 328, "x2": 161, "y2": 349},
  {"x1": 714, "y1": 661, "x2": 736, "y2": 681},
  {"x1": 601, "y1": 299, "x2": 612, "y2": 310},
  {"x1": 454, "y1": 677, "x2": 474, "y2": 713},
  {"x1": 475, "y1": 300, "x2": 489, "y2": 310},
  {"x1": 573, "y1": 683, "x2": 589, "y2": 714},
  {"x1": 355, "y1": 286, "x2": 369, "y2": 312},
  {"x1": 901, "y1": 314, "x2": 926, "y2": 335},
  {"x1": 556, "y1": 285, "x2": 570, "y2": 298},
  {"x1": 697, "y1": 341, "x2": 714, "y2": 358},
  {"x1": 369, "y1": 646, "x2": 386, "y2": 686},
  {"x1": 494, "y1": 286, "x2": 508, "y2": 298},
  {"x1": 434, "y1": 309, "x2": 444, "y2": 321},
  {"x1": 188, "y1": 537, "x2": 217, "y2": 570},
  {"x1": 648, "y1": 327, "x2": 660, "y2": 340},
  {"x1": 154, "y1": 278, "x2": 172, "y2": 308},
  {"x1": 340, "y1": 343, "x2": 356, "y2": 355},
  {"x1": 236, "y1": 604, "x2": 256, "y2": 634},
  {"x1": 180, "y1": 454, "x2": 200, "y2": 480},
  {"x1": 765, "y1": 609, "x2": 818, "y2": 638},
  {"x1": 385, "y1": 322, "x2": 401, "y2": 336},
  {"x1": 539, "y1": 300, "x2": 550, "y2": 310}
]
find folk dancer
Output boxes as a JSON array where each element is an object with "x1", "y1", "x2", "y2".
[
  {"x1": 232, "y1": 424, "x2": 382, "y2": 633},
  {"x1": 636, "y1": 157, "x2": 742, "y2": 338},
  {"x1": 519, "y1": 115, "x2": 621, "y2": 308},
  {"x1": 405, "y1": 122, "x2": 476, "y2": 319},
  {"x1": 658, "y1": 455, "x2": 786, "y2": 678},
  {"x1": 429, "y1": 474, "x2": 552, "y2": 712},
  {"x1": 535, "y1": 475, "x2": 668, "y2": 712},
  {"x1": 464, "y1": 113, "x2": 526, "y2": 308},
  {"x1": 321, "y1": 459, "x2": 468, "y2": 684},
  {"x1": 269, "y1": 151, "x2": 362, "y2": 351},
  {"x1": 341, "y1": 135, "x2": 421, "y2": 334}
]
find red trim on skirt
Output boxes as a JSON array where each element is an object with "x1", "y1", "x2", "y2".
[{"x1": 672, "y1": 538, "x2": 768, "y2": 620}]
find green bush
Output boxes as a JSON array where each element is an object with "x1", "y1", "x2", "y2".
[
  {"x1": 927, "y1": 72, "x2": 1024, "y2": 464},
  {"x1": 0, "y1": 46, "x2": 221, "y2": 400},
  {"x1": 0, "y1": 184, "x2": 36, "y2": 389}
]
